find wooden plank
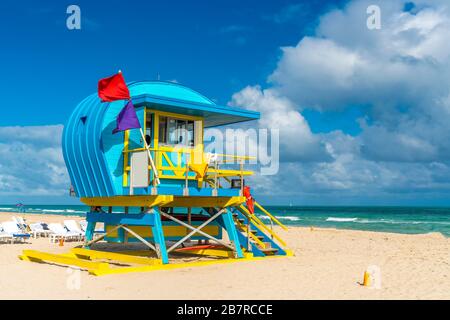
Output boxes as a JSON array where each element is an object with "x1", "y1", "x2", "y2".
[
  {"x1": 80, "y1": 195, "x2": 173, "y2": 207},
  {"x1": 164, "y1": 196, "x2": 245, "y2": 208},
  {"x1": 70, "y1": 248, "x2": 161, "y2": 265},
  {"x1": 89, "y1": 256, "x2": 259, "y2": 276},
  {"x1": 20, "y1": 250, "x2": 110, "y2": 270}
]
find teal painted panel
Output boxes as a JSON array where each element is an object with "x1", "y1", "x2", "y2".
[
  {"x1": 128, "y1": 106, "x2": 145, "y2": 150},
  {"x1": 102, "y1": 103, "x2": 145, "y2": 194},
  {"x1": 129, "y1": 81, "x2": 214, "y2": 105},
  {"x1": 101, "y1": 100, "x2": 127, "y2": 195}
]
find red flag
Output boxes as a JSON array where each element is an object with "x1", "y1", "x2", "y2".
[
  {"x1": 243, "y1": 186, "x2": 255, "y2": 214},
  {"x1": 98, "y1": 73, "x2": 130, "y2": 102}
]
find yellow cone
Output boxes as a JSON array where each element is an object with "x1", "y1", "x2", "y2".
[{"x1": 363, "y1": 271, "x2": 371, "y2": 287}]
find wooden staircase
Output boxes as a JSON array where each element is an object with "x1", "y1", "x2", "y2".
[{"x1": 205, "y1": 205, "x2": 289, "y2": 257}]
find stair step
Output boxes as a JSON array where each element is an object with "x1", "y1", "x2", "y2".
[
  {"x1": 263, "y1": 242, "x2": 272, "y2": 248},
  {"x1": 260, "y1": 248, "x2": 278, "y2": 255}
]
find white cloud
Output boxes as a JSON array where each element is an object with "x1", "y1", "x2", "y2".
[
  {"x1": 230, "y1": 85, "x2": 331, "y2": 162},
  {"x1": 0, "y1": 125, "x2": 69, "y2": 196},
  {"x1": 232, "y1": 0, "x2": 450, "y2": 202}
]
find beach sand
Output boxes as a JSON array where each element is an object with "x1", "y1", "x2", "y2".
[{"x1": 1, "y1": 211, "x2": 449, "y2": 300}]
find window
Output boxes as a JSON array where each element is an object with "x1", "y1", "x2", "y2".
[
  {"x1": 145, "y1": 114, "x2": 152, "y2": 146},
  {"x1": 159, "y1": 116, "x2": 195, "y2": 147}
]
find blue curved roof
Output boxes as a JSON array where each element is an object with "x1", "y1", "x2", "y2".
[
  {"x1": 128, "y1": 81, "x2": 215, "y2": 105},
  {"x1": 128, "y1": 81, "x2": 259, "y2": 127}
]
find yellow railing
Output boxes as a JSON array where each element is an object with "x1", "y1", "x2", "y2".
[
  {"x1": 237, "y1": 205, "x2": 287, "y2": 247},
  {"x1": 254, "y1": 201, "x2": 288, "y2": 231},
  {"x1": 123, "y1": 147, "x2": 255, "y2": 186}
]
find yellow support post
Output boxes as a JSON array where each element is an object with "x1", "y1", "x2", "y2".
[{"x1": 80, "y1": 195, "x2": 173, "y2": 207}]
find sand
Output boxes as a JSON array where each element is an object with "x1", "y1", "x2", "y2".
[{"x1": 1, "y1": 211, "x2": 449, "y2": 300}]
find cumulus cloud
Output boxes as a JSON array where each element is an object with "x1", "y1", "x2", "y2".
[
  {"x1": 230, "y1": 85, "x2": 331, "y2": 162},
  {"x1": 0, "y1": 125, "x2": 69, "y2": 196},
  {"x1": 232, "y1": 0, "x2": 450, "y2": 201}
]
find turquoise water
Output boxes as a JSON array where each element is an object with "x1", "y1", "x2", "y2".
[{"x1": 1, "y1": 205, "x2": 450, "y2": 236}]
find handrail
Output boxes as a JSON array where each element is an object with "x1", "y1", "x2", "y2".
[
  {"x1": 123, "y1": 147, "x2": 254, "y2": 183},
  {"x1": 254, "y1": 201, "x2": 287, "y2": 230},
  {"x1": 237, "y1": 205, "x2": 287, "y2": 247},
  {"x1": 122, "y1": 147, "x2": 256, "y2": 161},
  {"x1": 233, "y1": 217, "x2": 266, "y2": 249}
]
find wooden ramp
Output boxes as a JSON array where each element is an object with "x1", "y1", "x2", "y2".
[{"x1": 19, "y1": 247, "x2": 285, "y2": 276}]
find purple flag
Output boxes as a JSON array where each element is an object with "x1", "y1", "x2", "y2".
[{"x1": 112, "y1": 100, "x2": 141, "y2": 134}]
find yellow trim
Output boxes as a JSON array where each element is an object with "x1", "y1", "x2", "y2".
[
  {"x1": 105, "y1": 225, "x2": 119, "y2": 237},
  {"x1": 206, "y1": 168, "x2": 253, "y2": 177},
  {"x1": 161, "y1": 196, "x2": 245, "y2": 208},
  {"x1": 20, "y1": 250, "x2": 110, "y2": 271},
  {"x1": 234, "y1": 218, "x2": 266, "y2": 249},
  {"x1": 254, "y1": 201, "x2": 288, "y2": 231},
  {"x1": 173, "y1": 247, "x2": 253, "y2": 259},
  {"x1": 237, "y1": 205, "x2": 287, "y2": 247},
  {"x1": 104, "y1": 225, "x2": 220, "y2": 238},
  {"x1": 123, "y1": 130, "x2": 130, "y2": 186},
  {"x1": 80, "y1": 195, "x2": 244, "y2": 208},
  {"x1": 20, "y1": 249, "x2": 292, "y2": 277},
  {"x1": 70, "y1": 248, "x2": 162, "y2": 266},
  {"x1": 89, "y1": 255, "x2": 289, "y2": 276},
  {"x1": 80, "y1": 195, "x2": 173, "y2": 207}
]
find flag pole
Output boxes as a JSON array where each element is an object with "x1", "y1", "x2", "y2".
[{"x1": 139, "y1": 128, "x2": 160, "y2": 185}]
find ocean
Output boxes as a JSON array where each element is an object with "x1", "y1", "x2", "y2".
[{"x1": 1, "y1": 205, "x2": 450, "y2": 236}]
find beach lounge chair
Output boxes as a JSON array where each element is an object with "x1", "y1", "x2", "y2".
[
  {"x1": 47, "y1": 223, "x2": 80, "y2": 243},
  {"x1": 79, "y1": 220, "x2": 105, "y2": 235},
  {"x1": 79, "y1": 220, "x2": 87, "y2": 232},
  {"x1": 63, "y1": 220, "x2": 84, "y2": 240},
  {"x1": 0, "y1": 225, "x2": 13, "y2": 243},
  {"x1": 12, "y1": 216, "x2": 29, "y2": 232},
  {"x1": 29, "y1": 222, "x2": 53, "y2": 239},
  {"x1": 1, "y1": 221, "x2": 31, "y2": 243}
]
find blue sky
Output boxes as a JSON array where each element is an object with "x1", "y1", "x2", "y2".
[
  {"x1": 1, "y1": 0, "x2": 450, "y2": 206},
  {"x1": 0, "y1": 0, "x2": 347, "y2": 128}
]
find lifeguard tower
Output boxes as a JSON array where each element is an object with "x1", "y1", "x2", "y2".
[{"x1": 20, "y1": 80, "x2": 290, "y2": 275}]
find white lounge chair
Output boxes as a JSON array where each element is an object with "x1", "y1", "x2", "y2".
[
  {"x1": 47, "y1": 223, "x2": 80, "y2": 243},
  {"x1": 0, "y1": 225, "x2": 13, "y2": 243},
  {"x1": 12, "y1": 216, "x2": 28, "y2": 232},
  {"x1": 63, "y1": 220, "x2": 84, "y2": 240},
  {"x1": 1, "y1": 221, "x2": 31, "y2": 243},
  {"x1": 79, "y1": 220, "x2": 105, "y2": 235},
  {"x1": 29, "y1": 222, "x2": 53, "y2": 239},
  {"x1": 79, "y1": 220, "x2": 87, "y2": 232}
]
